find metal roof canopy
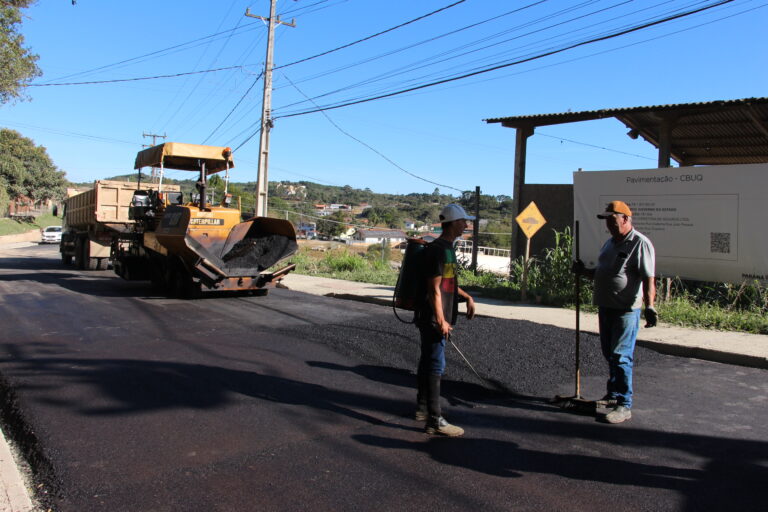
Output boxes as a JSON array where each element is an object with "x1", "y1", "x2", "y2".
[{"x1": 484, "y1": 96, "x2": 768, "y2": 256}]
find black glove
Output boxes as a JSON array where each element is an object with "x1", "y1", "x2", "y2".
[
  {"x1": 571, "y1": 259, "x2": 586, "y2": 275},
  {"x1": 644, "y1": 307, "x2": 658, "y2": 328}
]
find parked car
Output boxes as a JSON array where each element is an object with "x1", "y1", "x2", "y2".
[{"x1": 40, "y1": 225, "x2": 62, "y2": 244}]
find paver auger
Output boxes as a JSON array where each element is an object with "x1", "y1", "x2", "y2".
[{"x1": 113, "y1": 142, "x2": 297, "y2": 297}]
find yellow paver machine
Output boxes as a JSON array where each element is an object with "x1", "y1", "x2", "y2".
[{"x1": 113, "y1": 142, "x2": 297, "y2": 298}]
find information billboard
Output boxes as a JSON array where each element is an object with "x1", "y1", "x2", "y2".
[{"x1": 573, "y1": 163, "x2": 768, "y2": 283}]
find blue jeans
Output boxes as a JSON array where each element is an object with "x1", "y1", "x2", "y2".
[
  {"x1": 418, "y1": 325, "x2": 446, "y2": 376},
  {"x1": 598, "y1": 307, "x2": 640, "y2": 408}
]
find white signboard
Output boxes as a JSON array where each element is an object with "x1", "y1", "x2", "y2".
[{"x1": 573, "y1": 164, "x2": 768, "y2": 283}]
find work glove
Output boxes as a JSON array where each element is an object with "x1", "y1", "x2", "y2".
[
  {"x1": 571, "y1": 259, "x2": 586, "y2": 275},
  {"x1": 644, "y1": 307, "x2": 658, "y2": 328}
]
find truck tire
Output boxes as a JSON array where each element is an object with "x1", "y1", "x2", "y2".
[
  {"x1": 61, "y1": 252, "x2": 72, "y2": 265},
  {"x1": 96, "y1": 258, "x2": 109, "y2": 271},
  {"x1": 86, "y1": 257, "x2": 99, "y2": 271},
  {"x1": 74, "y1": 237, "x2": 85, "y2": 270}
]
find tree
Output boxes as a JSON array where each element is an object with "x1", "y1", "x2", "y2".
[
  {"x1": 317, "y1": 210, "x2": 346, "y2": 238},
  {"x1": 0, "y1": 176, "x2": 9, "y2": 215},
  {"x1": 0, "y1": 1, "x2": 41, "y2": 105},
  {"x1": 0, "y1": 128, "x2": 66, "y2": 202}
]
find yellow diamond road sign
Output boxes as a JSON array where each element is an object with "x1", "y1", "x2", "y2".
[{"x1": 515, "y1": 201, "x2": 547, "y2": 239}]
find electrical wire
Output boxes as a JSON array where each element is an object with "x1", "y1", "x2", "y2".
[
  {"x1": 273, "y1": 0, "x2": 713, "y2": 114},
  {"x1": 41, "y1": 22, "x2": 262, "y2": 83},
  {"x1": 202, "y1": 71, "x2": 264, "y2": 144},
  {"x1": 275, "y1": 0, "x2": 467, "y2": 70},
  {"x1": 272, "y1": 1, "x2": 730, "y2": 115},
  {"x1": 28, "y1": 66, "x2": 243, "y2": 87},
  {"x1": 280, "y1": 73, "x2": 465, "y2": 193},
  {"x1": 272, "y1": 1, "x2": 550, "y2": 103},
  {"x1": 273, "y1": 0, "x2": 735, "y2": 119},
  {"x1": 536, "y1": 133, "x2": 656, "y2": 160}
]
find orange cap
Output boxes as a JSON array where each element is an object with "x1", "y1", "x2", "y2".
[{"x1": 597, "y1": 200, "x2": 632, "y2": 218}]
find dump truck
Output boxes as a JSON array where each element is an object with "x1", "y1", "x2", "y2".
[
  {"x1": 60, "y1": 180, "x2": 179, "y2": 270},
  {"x1": 62, "y1": 142, "x2": 298, "y2": 297}
]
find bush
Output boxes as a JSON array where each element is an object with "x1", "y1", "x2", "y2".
[{"x1": 323, "y1": 251, "x2": 368, "y2": 273}]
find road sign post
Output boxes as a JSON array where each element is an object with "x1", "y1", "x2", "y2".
[{"x1": 515, "y1": 201, "x2": 546, "y2": 301}]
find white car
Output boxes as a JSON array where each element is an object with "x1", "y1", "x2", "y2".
[{"x1": 40, "y1": 225, "x2": 62, "y2": 244}]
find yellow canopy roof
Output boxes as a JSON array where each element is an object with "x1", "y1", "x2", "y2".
[{"x1": 134, "y1": 142, "x2": 235, "y2": 173}]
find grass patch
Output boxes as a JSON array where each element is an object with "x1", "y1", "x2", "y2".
[
  {"x1": 0, "y1": 213, "x2": 61, "y2": 236},
  {"x1": 289, "y1": 243, "x2": 398, "y2": 286},
  {"x1": 657, "y1": 297, "x2": 768, "y2": 334}
]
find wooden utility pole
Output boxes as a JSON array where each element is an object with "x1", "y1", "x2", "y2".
[
  {"x1": 471, "y1": 186, "x2": 480, "y2": 274},
  {"x1": 142, "y1": 132, "x2": 166, "y2": 182},
  {"x1": 245, "y1": 2, "x2": 295, "y2": 217}
]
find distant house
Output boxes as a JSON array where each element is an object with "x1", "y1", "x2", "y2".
[
  {"x1": 297, "y1": 222, "x2": 317, "y2": 239},
  {"x1": 403, "y1": 219, "x2": 417, "y2": 230},
  {"x1": 353, "y1": 229, "x2": 407, "y2": 245}
]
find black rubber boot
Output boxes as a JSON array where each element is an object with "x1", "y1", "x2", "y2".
[
  {"x1": 427, "y1": 374, "x2": 441, "y2": 419},
  {"x1": 425, "y1": 375, "x2": 464, "y2": 437},
  {"x1": 415, "y1": 372, "x2": 429, "y2": 421}
]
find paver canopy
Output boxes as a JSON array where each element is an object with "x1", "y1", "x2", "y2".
[{"x1": 134, "y1": 142, "x2": 235, "y2": 174}]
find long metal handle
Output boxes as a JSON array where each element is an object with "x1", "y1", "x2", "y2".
[{"x1": 574, "y1": 220, "x2": 581, "y2": 398}]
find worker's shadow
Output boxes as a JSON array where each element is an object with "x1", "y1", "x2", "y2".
[
  {"x1": 306, "y1": 361, "x2": 551, "y2": 414},
  {"x1": 355, "y1": 433, "x2": 699, "y2": 485},
  {"x1": 5, "y1": 356, "x2": 423, "y2": 433},
  {"x1": 353, "y1": 433, "x2": 768, "y2": 511}
]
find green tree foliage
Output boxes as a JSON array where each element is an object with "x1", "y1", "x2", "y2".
[
  {"x1": 0, "y1": 1, "x2": 41, "y2": 105},
  {"x1": 0, "y1": 128, "x2": 66, "y2": 202},
  {"x1": 0, "y1": 176, "x2": 9, "y2": 215},
  {"x1": 317, "y1": 210, "x2": 346, "y2": 237}
]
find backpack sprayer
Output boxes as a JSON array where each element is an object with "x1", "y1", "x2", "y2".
[{"x1": 392, "y1": 238, "x2": 429, "y2": 323}]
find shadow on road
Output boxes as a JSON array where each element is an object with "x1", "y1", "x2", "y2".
[
  {"x1": 1, "y1": 355, "x2": 420, "y2": 432},
  {"x1": 354, "y1": 423, "x2": 767, "y2": 512},
  {"x1": 306, "y1": 361, "x2": 552, "y2": 413}
]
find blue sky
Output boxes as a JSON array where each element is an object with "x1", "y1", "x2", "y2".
[{"x1": 2, "y1": 0, "x2": 766, "y2": 197}]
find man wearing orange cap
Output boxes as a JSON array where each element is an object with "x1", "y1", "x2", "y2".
[{"x1": 574, "y1": 200, "x2": 657, "y2": 424}]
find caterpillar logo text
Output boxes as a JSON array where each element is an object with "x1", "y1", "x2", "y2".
[{"x1": 190, "y1": 218, "x2": 225, "y2": 226}]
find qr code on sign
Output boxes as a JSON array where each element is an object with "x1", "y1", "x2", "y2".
[{"x1": 710, "y1": 232, "x2": 730, "y2": 254}]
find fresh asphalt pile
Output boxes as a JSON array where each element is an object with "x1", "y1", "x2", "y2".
[{"x1": 280, "y1": 308, "x2": 668, "y2": 403}]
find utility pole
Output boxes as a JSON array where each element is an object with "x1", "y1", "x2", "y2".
[
  {"x1": 246, "y1": 2, "x2": 295, "y2": 217},
  {"x1": 142, "y1": 132, "x2": 166, "y2": 182}
]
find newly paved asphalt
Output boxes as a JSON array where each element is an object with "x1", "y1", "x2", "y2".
[{"x1": 0, "y1": 242, "x2": 766, "y2": 511}]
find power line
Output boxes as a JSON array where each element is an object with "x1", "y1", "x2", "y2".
[
  {"x1": 202, "y1": 71, "x2": 264, "y2": 144},
  {"x1": 232, "y1": 126, "x2": 263, "y2": 153},
  {"x1": 273, "y1": 0, "x2": 735, "y2": 119},
  {"x1": 275, "y1": 0, "x2": 467, "y2": 70},
  {"x1": 28, "y1": 66, "x2": 243, "y2": 87},
  {"x1": 272, "y1": 1, "x2": 549, "y2": 110},
  {"x1": 280, "y1": 73, "x2": 465, "y2": 193},
  {"x1": 42, "y1": 22, "x2": 262, "y2": 83},
  {"x1": 158, "y1": 3, "x2": 247, "y2": 137},
  {"x1": 0, "y1": 120, "x2": 137, "y2": 146},
  {"x1": 279, "y1": 0, "x2": 345, "y2": 17},
  {"x1": 274, "y1": 1, "x2": 719, "y2": 114},
  {"x1": 536, "y1": 133, "x2": 656, "y2": 160}
]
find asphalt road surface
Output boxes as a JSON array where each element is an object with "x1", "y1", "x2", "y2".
[{"x1": 0, "y1": 244, "x2": 766, "y2": 511}]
